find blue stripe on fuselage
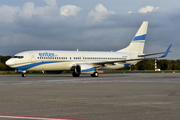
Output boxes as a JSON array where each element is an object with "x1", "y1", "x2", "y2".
[{"x1": 14, "y1": 61, "x2": 65, "y2": 70}]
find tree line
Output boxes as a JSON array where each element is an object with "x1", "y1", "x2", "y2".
[
  {"x1": 0, "y1": 56, "x2": 180, "y2": 70},
  {"x1": 121, "y1": 59, "x2": 180, "y2": 70},
  {"x1": 0, "y1": 56, "x2": 12, "y2": 70}
]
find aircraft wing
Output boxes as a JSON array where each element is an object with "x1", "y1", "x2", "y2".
[{"x1": 92, "y1": 44, "x2": 172, "y2": 66}]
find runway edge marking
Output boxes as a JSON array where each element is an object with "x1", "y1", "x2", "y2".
[{"x1": 0, "y1": 114, "x2": 88, "y2": 120}]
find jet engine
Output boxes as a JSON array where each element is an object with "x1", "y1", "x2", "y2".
[{"x1": 75, "y1": 64, "x2": 95, "y2": 74}]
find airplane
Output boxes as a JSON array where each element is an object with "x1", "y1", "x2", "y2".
[{"x1": 5, "y1": 21, "x2": 172, "y2": 77}]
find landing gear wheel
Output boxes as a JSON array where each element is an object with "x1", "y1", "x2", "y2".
[
  {"x1": 72, "y1": 72, "x2": 80, "y2": 77},
  {"x1": 22, "y1": 73, "x2": 26, "y2": 77},
  {"x1": 91, "y1": 72, "x2": 99, "y2": 77}
]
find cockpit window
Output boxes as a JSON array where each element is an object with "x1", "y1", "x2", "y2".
[{"x1": 13, "y1": 56, "x2": 24, "y2": 59}]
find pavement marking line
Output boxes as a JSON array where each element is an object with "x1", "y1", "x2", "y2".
[{"x1": 0, "y1": 114, "x2": 87, "y2": 120}]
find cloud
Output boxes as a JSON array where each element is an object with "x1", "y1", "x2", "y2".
[
  {"x1": 18, "y1": 2, "x2": 36, "y2": 18},
  {"x1": 128, "y1": 11, "x2": 133, "y2": 14},
  {"x1": 127, "y1": 6, "x2": 160, "y2": 14},
  {"x1": 138, "y1": 6, "x2": 159, "y2": 14},
  {"x1": 44, "y1": 0, "x2": 57, "y2": 7},
  {"x1": 60, "y1": 5, "x2": 82, "y2": 17},
  {"x1": 35, "y1": 0, "x2": 59, "y2": 17},
  {"x1": 88, "y1": 4, "x2": 115, "y2": 22},
  {"x1": 19, "y1": 0, "x2": 59, "y2": 18},
  {"x1": 0, "y1": 5, "x2": 19, "y2": 23},
  {"x1": 1, "y1": 0, "x2": 81, "y2": 22}
]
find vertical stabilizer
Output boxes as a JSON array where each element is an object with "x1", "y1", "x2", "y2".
[{"x1": 117, "y1": 21, "x2": 148, "y2": 53}]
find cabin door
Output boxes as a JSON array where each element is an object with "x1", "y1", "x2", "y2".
[
  {"x1": 81, "y1": 56, "x2": 85, "y2": 62},
  {"x1": 30, "y1": 53, "x2": 36, "y2": 63}
]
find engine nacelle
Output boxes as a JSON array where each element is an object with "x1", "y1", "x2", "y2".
[
  {"x1": 45, "y1": 71, "x2": 63, "y2": 74},
  {"x1": 75, "y1": 64, "x2": 95, "y2": 74}
]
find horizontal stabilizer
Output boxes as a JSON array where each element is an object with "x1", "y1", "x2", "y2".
[
  {"x1": 158, "y1": 44, "x2": 172, "y2": 58},
  {"x1": 138, "y1": 51, "x2": 172, "y2": 57}
]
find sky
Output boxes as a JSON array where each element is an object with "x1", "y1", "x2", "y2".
[{"x1": 0, "y1": 0, "x2": 179, "y2": 60}]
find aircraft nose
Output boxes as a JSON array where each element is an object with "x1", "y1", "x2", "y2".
[{"x1": 5, "y1": 59, "x2": 13, "y2": 66}]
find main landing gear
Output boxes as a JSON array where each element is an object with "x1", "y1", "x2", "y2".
[
  {"x1": 22, "y1": 73, "x2": 27, "y2": 77},
  {"x1": 72, "y1": 71, "x2": 99, "y2": 77},
  {"x1": 91, "y1": 72, "x2": 99, "y2": 77},
  {"x1": 72, "y1": 71, "x2": 80, "y2": 77}
]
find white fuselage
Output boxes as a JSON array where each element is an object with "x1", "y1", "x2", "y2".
[{"x1": 6, "y1": 50, "x2": 140, "y2": 72}]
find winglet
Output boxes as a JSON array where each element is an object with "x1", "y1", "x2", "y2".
[{"x1": 159, "y1": 44, "x2": 172, "y2": 58}]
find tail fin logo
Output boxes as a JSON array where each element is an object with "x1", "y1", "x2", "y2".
[{"x1": 133, "y1": 34, "x2": 146, "y2": 41}]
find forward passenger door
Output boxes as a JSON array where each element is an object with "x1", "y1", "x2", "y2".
[{"x1": 30, "y1": 53, "x2": 36, "y2": 63}]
